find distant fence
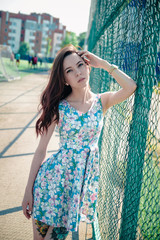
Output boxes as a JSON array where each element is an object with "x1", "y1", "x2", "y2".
[
  {"x1": 87, "y1": 0, "x2": 160, "y2": 239},
  {"x1": 0, "y1": 45, "x2": 20, "y2": 81}
]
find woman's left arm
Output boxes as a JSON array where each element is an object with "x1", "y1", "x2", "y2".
[
  {"x1": 99, "y1": 59, "x2": 137, "y2": 113},
  {"x1": 78, "y1": 51, "x2": 137, "y2": 113}
]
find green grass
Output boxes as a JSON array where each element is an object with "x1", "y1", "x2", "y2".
[
  {"x1": 138, "y1": 128, "x2": 160, "y2": 239},
  {"x1": 138, "y1": 164, "x2": 160, "y2": 239},
  {"x1": 0, "y1": 58, "x2": 53, "y2": 80},
  {"x1": 153, "y1": 81, "x2": 160, "y2": 95},
  {"x1": 14, "y1": 59, "x2": 53, "y2": 78},
  {"x1": 16, "y1": 59, "x2": 52, "y2": 71}
]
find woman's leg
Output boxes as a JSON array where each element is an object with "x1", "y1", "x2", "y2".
[
  {"x1": 44, "y1": 226, "x2": 55, "y2": 240},
  {"x1": 44, "y1": 226, "x2": 69, "y2": 240},
  {"x1": 32, "y1": 218, "x2": 69, "y2": 240},
  {"x1": 32, "y1": 219, "x2": 49, "y2": 240}
]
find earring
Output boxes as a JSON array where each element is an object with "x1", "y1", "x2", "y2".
[{"x1": 65, "y1": 82, "x2": 69, "y2": 86}]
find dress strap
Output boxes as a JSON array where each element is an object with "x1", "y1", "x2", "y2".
[
  {"x1": 96, "y1": 93, "x2": 101, "y2": 100},
  {"x1": 96, "y1": 93, "x2": 103, "y2": 113},
  {"x1": 96, "y1": 93, "x2": 101, "y2": 102}
]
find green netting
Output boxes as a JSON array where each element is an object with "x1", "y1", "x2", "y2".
[
  {"x1": 87, "y1": 0, "x2": 160, "y2": 239},
  {"x1": 0, "y1": 45, "x2": 20, "y2": 81}
]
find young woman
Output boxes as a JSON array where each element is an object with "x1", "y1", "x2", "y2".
[{"x1": 22, "y1": 44, "x2": 137, "y2": 240}]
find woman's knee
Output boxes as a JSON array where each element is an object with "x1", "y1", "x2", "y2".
[{"x1": 32, "y1": 219, "x2": 49, "y2": 240}]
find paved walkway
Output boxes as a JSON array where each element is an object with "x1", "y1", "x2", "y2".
[{"x1": 0, "y1": 73, "x2": 93, "y2": 240}]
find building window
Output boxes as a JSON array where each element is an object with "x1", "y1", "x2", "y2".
[
  {"x1": 5, "y1": 28, "x2": 8, "y2": 32},
  {"x1": 5, "y1": 21, "x2": 8, "y2": 25},
  {"x1": 4, "y1": 36, "x2": 7, "y2": 40},
  {"x1": 12, "y1": 29, "x2": 16, "y2": 33},
  {"x1": 12, "y1": 22, "x2": 17, "y2": 26},
  {"x1": 41, "y1": 44, "x2": 46, "y2": 48},
  {"x1": 36, "y1": 40, "x2": 39, "y2": 43}
]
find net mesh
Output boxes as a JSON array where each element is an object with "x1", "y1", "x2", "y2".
[
  {"x1": 87, "y1": 0, "x2": 160, "y2": 239},
  {"x1": 0, "y1": 45, "x2": 20, "y2": 81}
]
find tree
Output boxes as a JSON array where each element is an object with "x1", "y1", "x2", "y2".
[
  {"x1": 78, "y1": 32, "x2": 86, "y2": 49},
  {"x1": 18, "y1": 42, "x2": 30, "y2": 57},
  {"x1": 61, "y1": 31, "x2": 78, "y2": 48},
  {"x1": 46, "y1": 37, "x2": 52, "y2": 57}
]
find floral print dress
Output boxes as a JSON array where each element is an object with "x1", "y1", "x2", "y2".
[{"x1": 32, "y1": 93, "x2": 104, "y2": 233}]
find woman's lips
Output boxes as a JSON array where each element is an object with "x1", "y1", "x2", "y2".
[{"x1": 78, "y1": 78, "x2": 85, "y2": 82}]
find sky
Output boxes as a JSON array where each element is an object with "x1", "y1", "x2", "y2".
[{"x1": 0, "y1": 0, "x2": 91, "y2": 35}]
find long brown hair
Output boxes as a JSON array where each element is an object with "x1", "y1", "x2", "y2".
[{"x1": 36, "y1": 44, "x2": 83, "y2": 136}]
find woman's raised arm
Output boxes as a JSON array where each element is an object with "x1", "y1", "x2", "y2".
[{"x1": 78, "y1": 50, "x2": 137, "y2": 114}]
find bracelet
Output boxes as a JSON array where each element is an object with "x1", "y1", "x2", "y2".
[{"x1": 109, "y1": 64, "x2": 118, "y2": 75}]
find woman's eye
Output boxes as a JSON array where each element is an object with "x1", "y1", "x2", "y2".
[
  {"x1": 66, "y1": 69, "x2": 72, "y2": 73},
  {"x1": 78, "y1": 63, "x2": 83, "y2": 67}
]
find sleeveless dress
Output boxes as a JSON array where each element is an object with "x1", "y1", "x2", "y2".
[{"x1": 32, "y1": 93, "x2": 104, "y2": 233}]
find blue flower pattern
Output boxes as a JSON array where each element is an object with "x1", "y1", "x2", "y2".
[{"x1": 32, "y1": 94, "x2": 104, "y2": 232}]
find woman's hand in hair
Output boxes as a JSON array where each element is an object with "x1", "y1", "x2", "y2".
[{"x1": 77, "y1": 50, "x2": 102, "y2": 68}]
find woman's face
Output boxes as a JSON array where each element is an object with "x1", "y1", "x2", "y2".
[{"x1": 63, "y1": 53, "x2": 90, "y2": 89}]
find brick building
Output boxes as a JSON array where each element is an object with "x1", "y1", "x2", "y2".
[{"x1": 0, "y1": 10, "x2": 66, "y2": 58}]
